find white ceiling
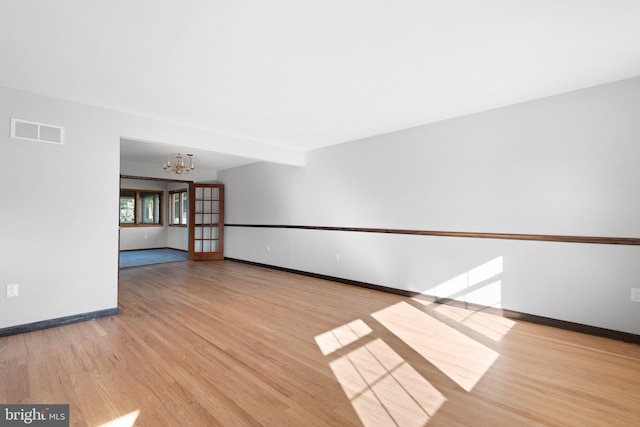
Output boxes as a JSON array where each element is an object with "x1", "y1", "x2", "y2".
[{"x1": 2, "y1": 1, "x2": 640, "y2": 170}]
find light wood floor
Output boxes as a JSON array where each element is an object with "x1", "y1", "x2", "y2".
[{"x1": 2, "y1": 260, "x2": 640, "y2": 426}]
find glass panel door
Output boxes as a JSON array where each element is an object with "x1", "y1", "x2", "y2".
[{"x1": 189, "y1": 184, "x2": 224, "y2": 260}]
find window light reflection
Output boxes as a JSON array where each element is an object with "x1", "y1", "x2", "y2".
[
  {"x1": 99, "y1": 410, "x2": 140, "y2": 427},
  {"x1": 424, "y1": 256, "x2": 503, "y2": 308},
  {"x1": 314, "y1": 319, "x2": 373, "y2": 356},
  {"x1": 372, "y1": 302, "x2": 499, "y2": 392},
  {"x1": 418, "y1": 299, "x2": 516, "y2": 342},
  {"x1": 329, "y1": 338, "x2": 446, "y2": 427}
]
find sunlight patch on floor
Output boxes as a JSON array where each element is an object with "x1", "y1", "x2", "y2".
[
  {"x1": 372, "y1": 301, "x2": 499, "y2": 392},
  {"x1": 426, "y1": 301, "x2": 516, "y2": 342},
  {"x1": 315, "y1": 257, "x2": 507, "y2": 425},
  {"x1": 330, "y1": 338, "x2": 446, "y2": 427},
  {"x1": 99, "y1": 410, "x2": 140, "y2": 427},
  {"x1": 315, "y1": 319, "x2": 373, "y2": 356}
]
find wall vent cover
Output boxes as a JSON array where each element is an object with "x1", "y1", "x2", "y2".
[{"x1": 10, "y1": 118, "x2": 65, "y2": 144}]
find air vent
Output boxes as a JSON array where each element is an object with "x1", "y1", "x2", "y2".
[{"x1": 10, "y1": 118, "x2": 65, "y2": 144}]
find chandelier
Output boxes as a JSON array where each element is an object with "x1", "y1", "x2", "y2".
[{"x1": 163, "y1": 153, "x2": 194, "y2": 175}]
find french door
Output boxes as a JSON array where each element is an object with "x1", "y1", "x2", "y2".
[{"x1": 189, "y1": 183, "x2": 224, "y2": 260}]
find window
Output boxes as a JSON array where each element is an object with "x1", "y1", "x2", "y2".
[
  {"x1": 140, "y1": 192, "x2": 161, "y2": 224},
  {"x1": 119, "y1": 189, "x2": 163, "y2": 226},
  {"x1": 169, "y1": 189, "x2": 188, "y2": 226},
  {"x1": 119, "y1": 191, "x2": 136, "y2": 224}
]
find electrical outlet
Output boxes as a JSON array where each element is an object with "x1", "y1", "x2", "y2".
[
  {"x1": 334, "y1": 252, "x2": 340, "y2": 262},
  {"x1": 631, "y1": 288, "x2": 640, "y2": 303},
  {"x1": 6, "y1": 284, "x2": 19, "y2": 298},
  {"x1": 266, "y1": 244, "x2": 271, "y2": 252}
]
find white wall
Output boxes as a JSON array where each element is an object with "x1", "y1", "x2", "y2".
[
  {"x1": 3, "y1": 76, "x2": 639, "y2": 335},
  {"x1": 0, "y1": 87, "x2": 120, "y2": 328},
  {"x1": 220, "y1": 76, "x2": 640, "y2": 335},
  {"x1": 0, "y1": 86, "x2": 224, "y2": 329}
]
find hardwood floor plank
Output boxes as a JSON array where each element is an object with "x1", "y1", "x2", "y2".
[{"x1": 1, "y1": 260, "x2": 640, "y2": 426}]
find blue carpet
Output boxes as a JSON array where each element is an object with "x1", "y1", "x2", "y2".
[{"x1": 120, "y1": 249, "x2": 189, "y2": 268}]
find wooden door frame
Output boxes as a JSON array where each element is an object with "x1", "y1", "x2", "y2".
[{"x1": 189, "y1": 183, "x2": 224, "y2": 260}]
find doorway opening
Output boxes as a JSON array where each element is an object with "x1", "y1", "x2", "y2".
[{"x1": 119, "y1": 175, "x2": 192, "y2": 268}]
